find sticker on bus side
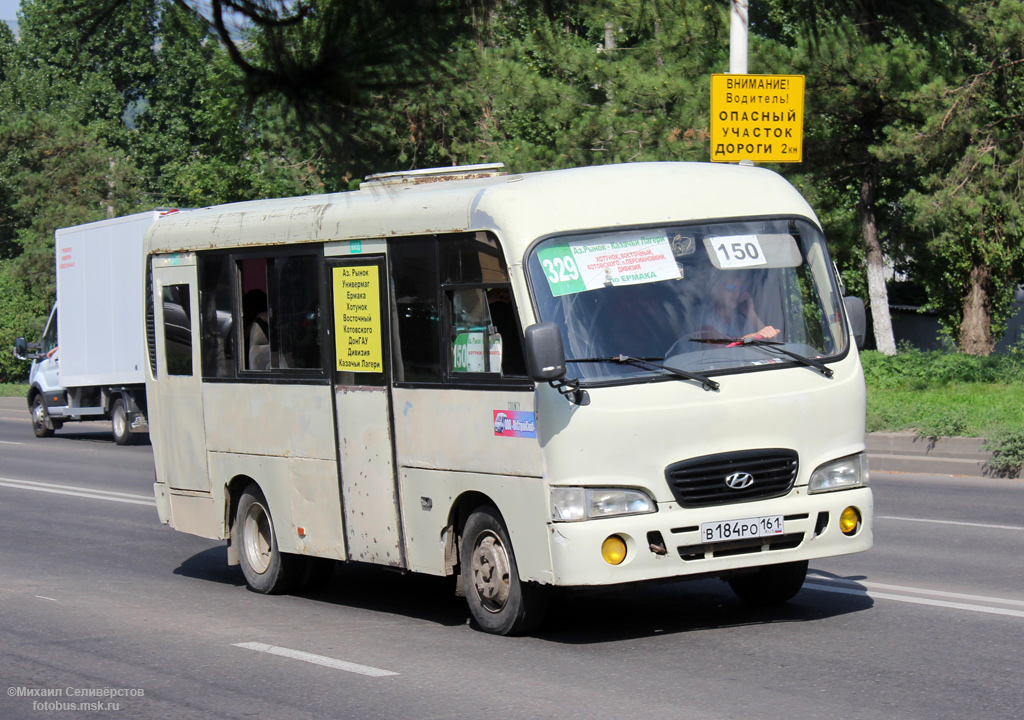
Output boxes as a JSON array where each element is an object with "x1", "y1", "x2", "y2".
[
  {"x1": 538, "y1": 233, "x2": 681, "y2": 297},
  {"x1": 493, "y1": 410, "x2": 537, "y2": 438},
  {"x1": 333, "y1": 265, "x2": 383, "y2": 372}
]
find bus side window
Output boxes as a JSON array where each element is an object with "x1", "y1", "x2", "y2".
[
  {"x1": 199, "y1": 254, "x2": 234, "y2": 378},
  {"x1": 272, "y1": 254, "x2": 321, "y2": 369},
  {"x1": 448, "y1": 286, "x2": 526, "y2": 376},
  {"x1": 238, "y1": 253, "x2": 322, "y2": 373},
  {"x1": 163, "y1": 284, "x2": 193, "y2": 376},
  {"x1": 450, "y1": 287, "x2": 497, "y2": 373},
  {"x1": 389, "y1": 238, "x2": 442, "y2": 383},
  {"x1": 441, "y1": 232, "x2": 527, "y2": 378}
]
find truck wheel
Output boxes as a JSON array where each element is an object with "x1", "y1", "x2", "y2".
[
  {"x1": 111, "y1": 398, "x2": 134, "y2": 446},
  {"x1": 461, "y1": 506, "x2": 547, "y2": 636},
  {"x1": 30, "y1": 395, "x2": 56, "y2": 438},
  {"x1": 727, "y1": 560, "x2": 808, "y2": 605},
  {"x1": 236, "y1": 484, "x2": 301, "y2": 594}
]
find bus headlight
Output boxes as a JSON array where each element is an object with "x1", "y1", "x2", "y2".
[
  {"x1": 808, "y1": 453, "x2": 869, "y2": 494},
  {"x1": 550, "y1": 487, "x2": 657, "y2": 522}
]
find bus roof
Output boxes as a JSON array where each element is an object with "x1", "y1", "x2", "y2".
[{"x1": 145, "y1": 162, "x2": 819, "y2": 261}]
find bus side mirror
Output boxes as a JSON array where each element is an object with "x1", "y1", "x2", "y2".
[
  {"x1": 844, "y1": 296, "x2": 867, "y2": 350},
  {"x1": 13, "y1": 337, "x2": 27, "y2": 361},
  {"x1": 524, "y1": 322, "x2": 589, "y2": 406},
  {"x1": 524, "y1": 322, "x2": 567, "y2": 382}
]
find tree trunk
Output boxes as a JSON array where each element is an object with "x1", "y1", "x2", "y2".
[
  {"x1": 959, "y1": 260, "x2": 993, "y2": 355},
  {"x1": 860, "y1": 160, "x2": 896, "y2": 355}
]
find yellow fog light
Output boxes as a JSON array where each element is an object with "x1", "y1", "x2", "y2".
[
  {"x1": 840, "y1": 507, "x2": 861, "y2": 535},
  {"x1": 602, "y1": 535, "x2": 627, "y2": 565}
]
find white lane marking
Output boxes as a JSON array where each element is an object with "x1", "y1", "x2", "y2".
[
  {"x1": 0, "y1": 477, "x2": 155, "y2": 506},
  {"x1": 35, "y1": 596, "x2": 58, "y2": 602},
  {"x1": 809, "y1": 574, "x2": 1024, "y2": 608},
  {"x1": 805, "y1": 582, "x2": 1024, "y2": 619},
  {"x1": 878, "y1": 514, "x2": 1024, "y2": 532},
  {"x1": 233, "y1": 642, "x2": 398, "y2": 677},
  {"x1": 0, "y1": 440, "x2": 24, "y2": 445}
]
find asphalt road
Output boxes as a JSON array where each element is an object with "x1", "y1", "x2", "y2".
[{"x1": 1, "y1": 395, "x2": 1022, "y2": 720}]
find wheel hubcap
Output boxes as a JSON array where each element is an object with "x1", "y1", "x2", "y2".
[
  {"x1": 242, "y1": 501, "x2": 273, "y2": 575},
  {"x1": 113, "y1": 407, "x2": 127, "y2": 437},
  {"x1": 471, "y1": 531, "x2": 511, "y2": 613},
  {"x1": 32, "y1": 401, "x2": 47, "y2": 430}
]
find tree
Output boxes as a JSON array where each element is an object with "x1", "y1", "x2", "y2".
[
  {"x1": 887, "y1": 0, "x2": 1024, "y2": 355},
  {"x1": 368, "y1": 1, "x2": 728, "y2": 174},
  {"x1": 0, "y1": 114, "x2": 144, "y2": 301},
  {"x1": 756, "y1": 1, "x2": 958, "y2": 355}
]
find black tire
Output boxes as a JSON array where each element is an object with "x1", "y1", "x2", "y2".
[
  {"x1": 30, "y1": 394, "x2": 55, "y2": 438},
  {"x1": 727, "y1": 560, "x2": 809, "y2": 606},
  {"x1": 461, "y1": 506, "x2": 547, "y2": 636},
  {"x1": 235, "y1": 484, "x2": 302, "y2": 594},
  {"x1": 111, "y1": 398, "x2": 134, "y2": 446}
]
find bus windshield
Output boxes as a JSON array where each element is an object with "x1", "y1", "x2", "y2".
[{"x1": 526, "y1": 217, "x2": 848, "y2": 384}]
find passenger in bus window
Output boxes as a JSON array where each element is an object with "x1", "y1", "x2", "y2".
[{"x1": 243, "y1": 289, "x2": 271, "y2": 370}]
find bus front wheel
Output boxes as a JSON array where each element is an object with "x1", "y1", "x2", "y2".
[
  {"x1": 727, "y1": 560, "x2": 808, "y2": 605},
  {"x1": 236, "y1": 484, "x2": 301, "y2": 594},
  {"x1": 461, "y1": 506, "x2": 547, "y2": 636}
]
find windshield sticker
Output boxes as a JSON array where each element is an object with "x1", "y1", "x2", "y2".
[
  {"x1": 706, "y1": 235, "x2": 769, "y2": 269},
  {"x1": 539, "y1": 234, "x2": 681, "y2": 297},
  {"x1": 493, "y1": 410, "x2": 537, "y2": 438}
]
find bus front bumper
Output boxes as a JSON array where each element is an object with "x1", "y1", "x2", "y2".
[{"x1": 545, "y1": 487, "x2": 873, "y2": 587}]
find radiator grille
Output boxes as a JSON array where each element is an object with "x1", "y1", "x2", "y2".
[{"x1": 665, "y1": 449, "x2": 798, "y2": 508}]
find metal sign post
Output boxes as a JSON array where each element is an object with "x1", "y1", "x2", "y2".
[{"x1": 730, "y1": 0, "x2": 749, "y2": 75}]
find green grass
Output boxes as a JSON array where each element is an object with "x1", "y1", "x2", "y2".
[
  {"x1": 862, "y1": 348, "x2": 1024, "y2": 474},
  {"x1": 861, "y1": 348, "x2": 1024, "y2": 438},
  {"x1": 866, "y1": 382, "x2": 1024, "y2": 438},
  {"x1": 0, "y1": 383, "x2": 28, "y2": 398}
]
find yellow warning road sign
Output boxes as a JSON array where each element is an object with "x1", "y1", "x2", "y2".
[{"x1": 710, "y1": 74, "x2": 805, "y2": 163}]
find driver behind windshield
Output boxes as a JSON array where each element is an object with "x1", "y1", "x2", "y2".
[{"x1": 699, "y1": 271, "x2": 780, "y2": 341}]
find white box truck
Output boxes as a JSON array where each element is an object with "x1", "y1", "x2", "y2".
[{"x1": 13, "y1": 210, "x2": 178, "y2": 444}]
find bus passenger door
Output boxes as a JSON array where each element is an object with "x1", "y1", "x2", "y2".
[
  {"x1": 328, "y1": 257, "x2": 405, "y2": 567},
  {"x1": 151, "y1": 256, "x2": 209, "y2": 493}
]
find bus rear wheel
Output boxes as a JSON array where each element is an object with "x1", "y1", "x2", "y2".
[
  {"x1": 461, "y1": 506, "x2": 547, "y2": 636},
  {"x1": 236, "y1": 484, "x2": 301, "y2": 594},
  {"x1": 727, "y1": 560, "x2": 808, "y2": 605}
]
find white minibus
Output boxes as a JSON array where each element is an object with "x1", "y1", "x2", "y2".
[{"x1": 146, "y1": 162, "x2": 872, "y2": 635}]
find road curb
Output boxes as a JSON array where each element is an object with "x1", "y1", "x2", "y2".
[{"x1": 866, "y1": 432, "x2": 1018, "y2": 478}]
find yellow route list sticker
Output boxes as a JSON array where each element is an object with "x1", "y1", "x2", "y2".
[{"x1": 333, "y1": 265, "x2": 383, "y2": 372}]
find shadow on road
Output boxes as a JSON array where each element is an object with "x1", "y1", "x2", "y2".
[
  {"x1": 173, "y1": 546, "x2": 247, "y2": 587},
  {"x1": 535, "y1": 572, "x2": 873, "y2": 644},
  {"x1": 172, "y1": 546, "x2": 874, "y2": 642}
]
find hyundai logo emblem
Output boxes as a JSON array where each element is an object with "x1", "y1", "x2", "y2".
[{"x1": 724, "y1": 472, "x2": 755, "y2": 490}]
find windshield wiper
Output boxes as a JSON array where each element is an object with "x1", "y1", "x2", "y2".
[
  {"x1": 692, "y1": 337, "x2": 833, "y2": 378},
  {"x1": 569, "y1": 355, "x2": 720, "y2": 391}
]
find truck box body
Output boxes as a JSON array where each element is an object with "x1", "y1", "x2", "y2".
[{"x1": 54, "y1": 212, "x2": 159, "y2": 388}]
